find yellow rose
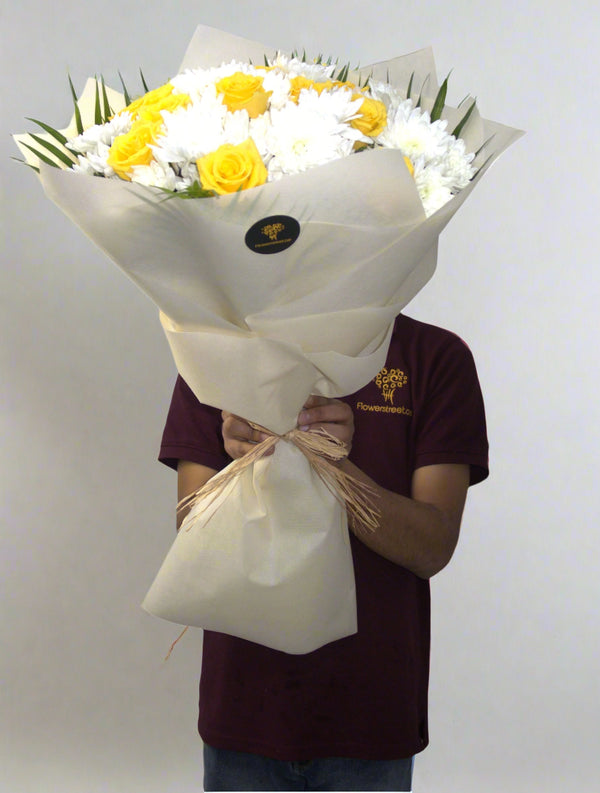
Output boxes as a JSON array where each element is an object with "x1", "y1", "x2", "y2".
[
  {"x1": 403, "y1": 155, "x2": 415, "y2": 178},
  {"x1": 289, "y1": 76, "x2": 351, "y2": 103},
  {"x1": 122, "y1": 82, "x2": 191, "y2": 122},
  {"x1": 330, "y1": 80, "x2": 357, "y2": 92},
  {"x1": 289, "y1": 75, "x2": 317, "y2": 102},
  {"x1": 107, "y1": 117, "x2": 163, "y2": 180},
  {"x1": 215, "y1": 72, "x2": 271, "y2": 118},
  {"x1": 351, "y1": 96, "x2": 388, "y2": 138},
  {"x1": 196, "y1": 138, "x2": 267, "y2": 195}
]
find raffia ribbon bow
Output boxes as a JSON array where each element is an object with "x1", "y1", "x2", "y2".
[{"x1": 177, "y1": 423, "x2": 380, "y2": 533}]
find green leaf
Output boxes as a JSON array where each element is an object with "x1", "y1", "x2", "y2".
[
  {"x1": 406, "y1": 72, "x2": 415, "y2": 101},
  {"x1": 159, "y1": 180, "x2": 216, "y2": 200},
  {"x1": 20, "y1": 141, "x2": 62, "y2": 169},
  {"x1": 473, "y1": 153, "x2": 494, "y2": 178},
  {"x1": 12, "y1": 156, "x2": 40, "y2": 173},
  {"x1": 474, "y1": 134, "x2": 495, "y2": 160},
  {"x1": 118, "y1": 71, "x2": 131, "y2": 106},
  {"x1": 337, "y1": 62, "x2": 350, "y2": 83},
  {"x1": 430, "y1": 72, "x2": 451, "y2": 122},
  {"x1": 452, "y1": 98, "x2": 477, "y2": 138},
  {"x1": 68, "y1": 74, "x2": 84, "y2": 134},
  {"x1": 26, "y1": 117, "x2": 68, "y2": 146},
  {"x1": 101, "y1": 76, "x2": 112, "y2": 121},
  {"x1": 94, "y1": 77, "x2": 102, "y2": 125},
  {"x1": 139, "y1": 68, "x2": 150, "y2": 93},
  {"x1": 29, "y1": 133, "x2": 77, "y2": 168},
  {"x1": 264, "y1": 54, "x2": 270, "y2": 67},
  {"x1": 416, "y1": 74, "x2": 430, "y2": 109}
]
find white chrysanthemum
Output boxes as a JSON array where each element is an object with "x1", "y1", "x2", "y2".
[
  {"x1": 222, "y1": 109, "x2": 252, "y2": 145},
  {"x1": 268, "y1": 52, "x2": 337, "y2": 83},
  {"x1": 266, "y1": 102, "x2": 354, "y2": 178},
  {"x1": 130, "y1": 159, "x2": 181, "y2": 190},
  {"x1": 261, "y1": 70, "x2": 291, "y2": 110},
  {"x1": 437, "y1": 136, "x2": 475, "y2": 189},
  {"x1": 413, "y1": 159, "x2": 454, "y2": 217},
  {"x1": 67, "y1": 112, "x2": 132, "y2": 155},
  {"x1": 72, "y1": 154, "x2": 98, "y2": 175},
  {"x1": 170, "y1": 68, "x2": 210, "y2": 100},
  {"x1": 248, "y1": 114, "x2": 270, "y2": 157},
  {"x1": 151, "y1": 96, "x2": 227, "y2": 166},
  {"x1": 297, "y1": 86, "x2": 362, "y2": 125},
  {"x1": 170, "y1": 61, "x2": 259, "y2": 98},
  {"x1": 378, "y1": 101, "x2": 450, "y2": 161},
  {"x1": 366, "y1": 79, "x2": 404, "y2": 115},
  {"x1": 72, "y1": 145, "x2": 115, "y2": 178}
]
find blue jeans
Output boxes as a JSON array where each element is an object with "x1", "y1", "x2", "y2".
[{"x1": 203, "y1": 743, "x2": 414, "y2": 791}]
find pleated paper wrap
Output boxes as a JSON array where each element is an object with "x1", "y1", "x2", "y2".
[{"x1": 16, "y1": 25, "x2": 523, "y2": 653}]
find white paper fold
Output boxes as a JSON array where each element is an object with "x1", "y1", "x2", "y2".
[{"x1": 18, "y1": 25, "x2": 524, "y2": 653}]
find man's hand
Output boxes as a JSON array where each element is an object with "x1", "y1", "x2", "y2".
[
  {"x1": 222, "y1": 396, "x2": 355, "y2": 460},
  {"x1": 297, "y1": 395, "x2": 354, "y2": 454},
  {"x1": 221, "y1": 412, "x2": 271, "y2": 460}
]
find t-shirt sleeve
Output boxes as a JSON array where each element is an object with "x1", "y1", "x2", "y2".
[
  {"x1": 158, "y1": 376, "x2": 230, "y2": 472},
  {"x1": 414, "y1": 335, "x2": 489, "y2": 485}
]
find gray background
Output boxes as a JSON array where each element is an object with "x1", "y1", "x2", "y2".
[{"x1": 1, "y1": 1, "x2": 598, "y2": 791}]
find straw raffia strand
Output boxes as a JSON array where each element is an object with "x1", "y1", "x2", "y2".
[{"x1": 177, "y1": 426, "x2": 380, "y2": 534}]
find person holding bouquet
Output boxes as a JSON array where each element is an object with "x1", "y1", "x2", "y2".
[
  {"x1": 159, "y1": 312, "x2": 489, "y2": 792},
  {"x1": 15, "y1": 23, "x2": 520, "y2": 791}
]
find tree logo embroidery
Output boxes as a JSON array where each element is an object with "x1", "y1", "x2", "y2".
[{"x1": 374, "y1": 367, "x2": 408, "y2": 405}]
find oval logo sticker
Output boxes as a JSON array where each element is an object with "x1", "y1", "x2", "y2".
[{"x1": 245, "y1": 215, "x2": 300, "y2": 254}]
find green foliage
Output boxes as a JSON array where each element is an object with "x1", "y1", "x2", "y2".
[
  {"x1": 415, "y1": 74, "x2": 430, "y2": 109},
  {"x1": 26, "y1": 117, "x2": 68, "y2": 146},
  {"x1": 452, "y1": 98, "x2": 477, "y2": 138},
  {"x1": 68, "y1": 74, "x2": 83, "y2": 134},
  {"x1": 430, "y1": 73, "x2": 450, "y2": 122},
  {"x1": 139, "y1": 68, "x2": 150, "y2": 93},
  {"x1": 101, "y1": 76, "x2": 113, "y2": 121},
  {"x1": 335, "y1": 62, "x2": 350, "y2": 83},
  {"x1": 159, "y1": 180, "x2": 217, "y2": 200},
  {"x1": 28, "y1": 133, "x2": 76, "y2": 167},
  {"x1": 118, "y1": 71, "x2": 131, "y2": 106},
  {"x1": 19, "y1": 141, "x2": 62, "y2": 169},
  {"x1": 94, "y1": 78, "x2": 102, "y2": 125}
]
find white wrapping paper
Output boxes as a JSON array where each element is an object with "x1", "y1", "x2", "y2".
[{"x1": 16, "y1": 25, "x2": 523, "y2": 653}]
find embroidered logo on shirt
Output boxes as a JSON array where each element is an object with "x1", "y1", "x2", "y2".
[
  {"x1": 356, "y1": 401, "x2": 412, "y2": 415},
  {"x1": 374, "y1": 367, "x2": 408, "y2": 405},
  {"x1": 354, "y1": 367, "x2": 412, "y2": 416}
]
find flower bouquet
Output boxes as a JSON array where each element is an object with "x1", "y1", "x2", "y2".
[{"x1": 14, "y1": 25, "x2": 522, "y2": 653}]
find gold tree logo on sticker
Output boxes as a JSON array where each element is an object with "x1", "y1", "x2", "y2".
[
  {"x1": 374, "y1": 367, "x2": 408, "y2": 405},
  {"x1": 262, "y1": 222, "x2": 285, "y2": 241}
]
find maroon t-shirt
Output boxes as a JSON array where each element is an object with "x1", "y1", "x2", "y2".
[{"x1": 159, "y1": 314, "x2": 489, "y2": 761}]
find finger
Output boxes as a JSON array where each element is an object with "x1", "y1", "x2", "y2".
[
  {"x1": 298, "y1": 401, "x2": 351, "y2": 428},
  {"x1": 222, "y1": 413, "x2": 273, "y2": 459},
  {"x1": 302, "y1": 394, "x2": 331, "y2": 409}
]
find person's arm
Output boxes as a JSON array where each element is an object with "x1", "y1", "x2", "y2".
[
  {"x1": 176, "y1": 460, "x2": 217, "y2": 530},
  {"x1": 341, "y1": 457, "x2": 469, "y2": 578},
  {"x1": 223, "y1": 397, "x2": 470, "y2": 579}
]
